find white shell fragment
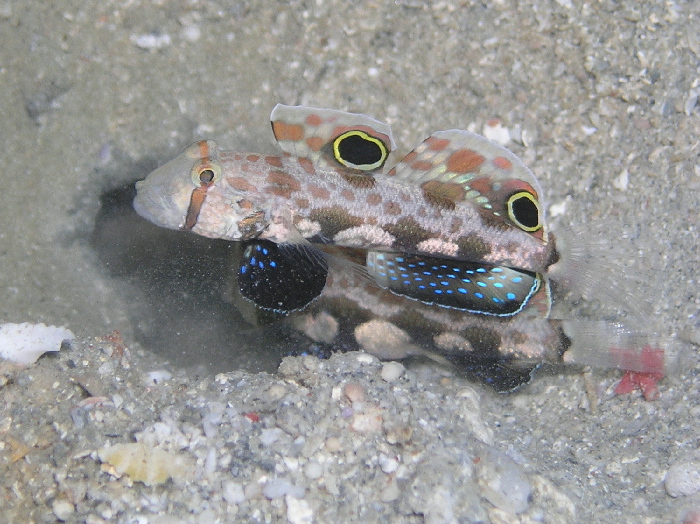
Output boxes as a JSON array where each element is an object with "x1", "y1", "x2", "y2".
[
  {"x1": 0, "y1": 322, "x2": 74, "y2": 365},
  {"x1": 98, "y1": 443, "x2": 192, "y2": 486}
]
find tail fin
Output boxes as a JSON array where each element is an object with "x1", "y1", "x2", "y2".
[{"x1": 560, "y1": 320, "x2": 685, "y2": 375}]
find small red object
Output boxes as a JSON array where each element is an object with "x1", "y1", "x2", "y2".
[
  {"x1": 614, "y1": 371, "x2": 664, "y2": 401},
  {"x1": 243, "y1": 412, "x2": 260, "y2": 423},
  {"x1": 611, "y1": 344, "x2": 665, "y2": 401}
]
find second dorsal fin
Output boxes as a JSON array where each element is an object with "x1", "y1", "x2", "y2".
[{"x1": 386, "y1": 129, "x2": 548, "y2": 241}]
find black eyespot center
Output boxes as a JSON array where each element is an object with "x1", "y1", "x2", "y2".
[
  {"x1": 332, "y1": 131, "x2": 388, "y2": 171},
  {"x1": 337, "y1": 134, "x2": 382, "y2": 165},
  {"x1": 507, "y1": 192, "x2": 541, "y2": 231}
]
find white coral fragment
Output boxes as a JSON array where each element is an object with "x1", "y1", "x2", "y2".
[
  {"x1": 98, "y1": 442, "x2": 193, "y2": 486},
  {"x1": 0, "y1": 322, "x2": 74, "y2": 365}
]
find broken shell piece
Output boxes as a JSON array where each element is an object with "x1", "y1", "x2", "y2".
[
  {"x1": 98, "y1": 442, "x2": 193, "y2": 486},
  {"x1": 0, "y1": 322, "x2": 74, "y2": 365},
  {"x1": 350, "y1": 406, "x2": 384, "y2": 434},
  {"x1": 343, "y1": 383, "x2": 366, "y2": 403}
]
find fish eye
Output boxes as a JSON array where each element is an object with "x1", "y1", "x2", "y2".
[
  {"x1": 191, "y1": 162, "x2": 221, "y2": 187},
  {"x1": 198, "y1": 168, "x2": 215, "y2": 184},
  {"x1": 332, "y1": 130, "x2": 388, "y2": 171},
  {"x1": 507, "y1": 191, "x2": 542, "y2": 232}
]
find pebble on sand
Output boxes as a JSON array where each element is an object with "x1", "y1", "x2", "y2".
[{"x1": 665, "y1": 458, "x2": 700, "y2": 497}]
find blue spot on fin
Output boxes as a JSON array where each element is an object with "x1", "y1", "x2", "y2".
[
  {"x1": 238, "y1": 240, "x2": 328, "y2": 313},
  {"x1": 366, "y1": 251, "x2": 542, "y2": 316}
]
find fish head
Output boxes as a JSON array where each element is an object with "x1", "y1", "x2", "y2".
[{"x1": 134, "y1": 140, "x2": 268, "y2": 240}]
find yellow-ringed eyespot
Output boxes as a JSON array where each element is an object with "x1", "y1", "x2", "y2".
[
  {"x1": 506, "y1": 191, "x2": 542, "y2": 232},
  {"x1": 332, "y1": 130, "x2": 388, "y2": 171},
  {"x1": 191, "y1": 162, "x2": 221, "y2": 187}
]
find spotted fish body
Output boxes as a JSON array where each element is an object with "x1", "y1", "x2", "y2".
[
  {"x1": 134, "y1": 105, "x2": 556, "y2": 275},
  {"x1": 134, "y1": 105, "x2": 675, "y2": 391}
]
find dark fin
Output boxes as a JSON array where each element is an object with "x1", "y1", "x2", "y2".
[
  {"x1": 435, "y1": 322, "x2": 541, "y2": 391},
  {"x1": 447, "y1": 353, "x2": 539, "y2": 392},
  {"x1": 238, "y1": 240, "x2": 328, "y2": 313},
  {"x1": 366, "y1": 251, "x2": 543, "y2": 316}
]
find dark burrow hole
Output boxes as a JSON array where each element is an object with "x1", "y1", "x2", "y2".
[{"x1": 90, "y1": 182, "x2": 319, "y2": 375}]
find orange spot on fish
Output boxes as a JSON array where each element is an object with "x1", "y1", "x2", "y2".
[
  {"x1": 401, "y1": 151, "x2": 418, "y2": 165},
  {"x1": 228, "y1": 176, "x2": 257, "y2": 192},
  {"x1": 265, "y1": 156, "x2": 283, "y2": 168},
  {"x1": 308, "y1": 184, "x2": 331, "y2": 200},
  {"x1": 197, "y1": 140, "x2": 211, "y2": 158},
  {"x1": 411, "y1": 160, "x2": 434, "y2": 171},
  {"x1": 447, "y1": 149, "x2": 485, "y2": 173},
  {"x1": 272, "y1": 121, "x2": 304, "y2": 141},
  {"x1": 492, "y1": 156, "x2": 512, "y2": 170},
  {"x1": 306, "y1": 114, "x2": 323, "y2": 126},
  {"x1": 266, "y1": 170, "x2": 301, "y2": 198},
  {"x1": 383, "y1": 201, "x2": 402, "y2": 215},
  {"x1": 306, "y1": 136, "x2": 325, "y2": 151},
  {"x1": 297, "y1": 157, "x2": 315, "y2": 175},
  {"x1": 340, "y1": 189, "x2": 355, "y2": 201},
  {"x1": 426, "y1": 137, "x2": 451, "y2": 151},
  {"x1": 366, "y1": 193, "x2": 382, "y2": 206},
  {"x1": 468, "y1": 177, "x2": 493, "y2": 195}
]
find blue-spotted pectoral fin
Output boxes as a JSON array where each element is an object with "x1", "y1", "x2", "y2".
[
  {"x1": 238, "y1": 240, "x2": 329, "y2": 313},
  {"x1": 270, "y1": 105, "x2": 396, "y2": 175},
  {"x1": 366, "y1": 251, "x2": 543, "y2": 316}
]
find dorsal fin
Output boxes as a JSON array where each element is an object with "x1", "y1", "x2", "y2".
[
  {"x1": 387, "y1": 129, "x2": 548, "y2": 241},
  {"x1": 270, "y1": 105, "x2": 396, "y2": 177}
]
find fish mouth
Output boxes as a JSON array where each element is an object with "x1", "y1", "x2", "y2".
[{"x1": 133, "y1": 180, "x2": 187, "y2": 230}]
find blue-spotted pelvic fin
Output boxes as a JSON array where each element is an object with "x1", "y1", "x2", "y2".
[
  {"x1": 366, "y1": 251, "x2": 546, "y2": 317},
  {"x1": 270, "y1": 105, "x2": 396, "y2": 175},
  {"x1": 238, "y1": 240, "x2": 329, "y2": 313},
  {"x1": 386, "y1": 129, "x2": 548, "y2": 242}
]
